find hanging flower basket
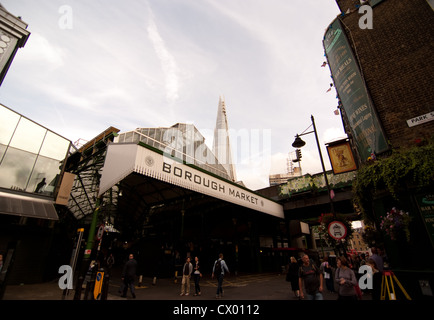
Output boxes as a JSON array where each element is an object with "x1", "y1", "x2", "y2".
[{"x1": 379, "y1": 207, "x2": 411, "y2": 242}]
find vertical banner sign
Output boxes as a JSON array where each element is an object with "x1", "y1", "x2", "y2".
[{"x1": 323, "y1": 19, "x2": 388, "y2": 161}]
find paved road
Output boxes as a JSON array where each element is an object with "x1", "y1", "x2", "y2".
[
  {"x1": 2, "y1": 271, "x2": 364, "y2": 301},
  {"x1": 5, "y1": 272, "x2": 419, "y2": 319}
]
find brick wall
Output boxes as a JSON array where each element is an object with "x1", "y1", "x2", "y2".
[{"x1": 334, "y1": 0, "x2": 434, "y2": 151}]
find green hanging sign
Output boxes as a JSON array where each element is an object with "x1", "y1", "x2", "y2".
[
  {"x1": 323, "y1": 19, "x2": 389, "y2": 161},
  {"x1": 415, "y1": 193, "x2": 434, "y2": 249}
]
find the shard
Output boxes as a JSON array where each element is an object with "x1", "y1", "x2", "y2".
[{"x1": 212, "y1": 96, "x2": 237, "y2": 182}]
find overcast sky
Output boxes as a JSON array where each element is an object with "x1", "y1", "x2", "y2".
[{"x1": 0, "y1": 0, "x2": 348, "y2": 190}]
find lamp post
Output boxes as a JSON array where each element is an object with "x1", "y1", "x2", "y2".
[{"x1": 292, "y1": 115, "x2": 335, "y2": 217}]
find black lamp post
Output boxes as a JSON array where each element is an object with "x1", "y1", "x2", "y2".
[{"x1": 292, "y1": 115, "x2": 335, "y2": 217}]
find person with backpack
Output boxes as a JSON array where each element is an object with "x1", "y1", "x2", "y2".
[
  {"x1": 212, "y1": 253, "x2": 229, "y2": 299},
  {"x1": 298, "y1": 254, "x2": 324, "y2": 300}
]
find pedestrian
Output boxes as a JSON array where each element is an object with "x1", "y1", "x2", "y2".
[
  {"x1": 180, "y1": 257, "x2": 193, "y2": 296},
  {"x1": 121, "y1": 253, "x2": 138, "y2": 298},
  {"x1": 335, "y1": 256, "x2": 358, "y2": 300},
  {"x1": 193, "y1": 256, "x2": 202, "y2": 296},
  {"x1": 212, "y1": 253, "x2": 229, "y2": 299},
  {"x1": 370, "y1": 247, "x2": 384, "y2": 273},
  {"x1": 106, "y1": 253, "x2": 115, "y2": 269},
  {"x1": 366, "y1": 258, "x2": 381, "y2": 300},
  {"x1": 286, "y1": 256, "x2": 300, "y2": 298},
  {"x1": 320, "y1": 256, "x2": 335, "y2": 293},
  {"x1": 298, "y1": 254, "x2": 324, "y2": 300}
]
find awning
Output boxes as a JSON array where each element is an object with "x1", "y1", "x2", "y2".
[
  {"x1": 0, "y1": 191, "x2": 59, "y2": 220},
  {"x1": 98, "y1": 143, "x2": 285, "y2": 219}
]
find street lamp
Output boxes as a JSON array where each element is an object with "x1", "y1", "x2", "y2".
[{"x1": 292, "y1": 115, "x2": 335, "y2": 217}]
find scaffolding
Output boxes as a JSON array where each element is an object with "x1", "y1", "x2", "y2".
[{"x1": 65, "y1": 127, "x2": 120, "y2": 222}]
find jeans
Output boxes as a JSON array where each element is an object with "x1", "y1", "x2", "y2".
[
  {"x1": 306, "y1": 292, "x2": 323, "y2": 300},
  {"x1": 216, "y1": 274, "x2": 224, "y2": 295},
  {"x1": 122, "y1": 278, "x2": 135, "y2": 297},
  {"x1": 194, "y1": 273, "x2": 201, "y2": 294}
]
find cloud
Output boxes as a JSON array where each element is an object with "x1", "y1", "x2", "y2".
[
  {"x1": 0, "y1": 0, "x2": 344, "y2": 191},
  {"x1": 17, "y1": 32, "x2": 64, "y2": 68},
  {"x1": 146, "y1": 6, "x2": 180, "y2": 104}
]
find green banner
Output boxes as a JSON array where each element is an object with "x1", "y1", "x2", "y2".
[
  {"x1": 323, "y1": 19, "x2": 388, "y2": 160},
  {"x1": 415, "y1": 193, "x2": 434, "y2": 248},
  {"x1": 369, "y1": 0, "x2": 384, "y2": 7}
]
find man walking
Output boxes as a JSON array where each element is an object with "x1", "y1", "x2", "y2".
[
  {"x1": 121, "y1": 253, "x2": 138, "y2": 298},
  {"x1": 298, "y1": 254, "x2": 324, "y2": 300},
  {"x1": 212, "y1": 253, "x2": 229, "y2": 299},
  {"x1": 180, "y1": 257, "x2": 193, "y2": 296}
]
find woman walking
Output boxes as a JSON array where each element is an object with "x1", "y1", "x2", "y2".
[
  {"x1": 193, "y1": 256, "x2": 202, "y2": 296},
  {"x1": 286, "y1": 256, "x2": 300, "y2": 298},
  {"x1": 335, "y1": 256, "x2": 358, "y2": 300}
]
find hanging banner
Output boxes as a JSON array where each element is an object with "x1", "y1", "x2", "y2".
[
  {"x1": 323, "y1": 19, "x2": 389, "y2": 161},
  {"x1": 55, "y1": 172, "x2": 76, "y2": 205}
]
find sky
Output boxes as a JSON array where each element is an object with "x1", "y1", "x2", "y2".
[{"x1": 0, "y1": 0, "x2": 348, "y2": 191}]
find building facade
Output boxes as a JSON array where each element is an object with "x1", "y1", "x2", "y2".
[
  {"x1": 0, "y1": 4, "x2": 30, "y2": 86},
  {"x1": 323, "y1": 0, "x2": 434, "y2": 299},
  {"x1": 0, "y1": 104, "x2": 72, "y2": 288}
]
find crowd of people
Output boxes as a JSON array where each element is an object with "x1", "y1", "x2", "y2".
[
  {"x1": 115, "y1": 247, "x2": 386, "y2": 300},
  {"x1": 118, "y1": 252, "x2": 230, "y2": 299},
  {"x1": 285, "y1": 246, "x2": 386, "y2": 300}
]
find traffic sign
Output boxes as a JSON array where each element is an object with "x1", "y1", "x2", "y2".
[
  {"x1": 328, "y1": 220, "x2": 347, "y2": 240},
  {"x1": 94, "y1": 270, "x2": 104, "y2": 300}
]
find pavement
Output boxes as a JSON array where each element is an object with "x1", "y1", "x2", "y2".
[
  {"x1": 6, "y1": 270, "x2": 421, "y2": 319},
  {"x1": 1, "y1": 272, "x2": 337, "y2": 301},
  {"x1": 2, "y1": 267, "x2": 370, "y2": 301},
  {"x1": 4, "y1": 268, "x2": 429, "y2": 319}
]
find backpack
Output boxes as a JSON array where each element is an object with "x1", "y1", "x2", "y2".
[
  {"x1": 214, "y1": 259, "x2": 222, "y2": 275},
  {"x1": 299, "y1": 262, "x2": 319, "y2": 278}
]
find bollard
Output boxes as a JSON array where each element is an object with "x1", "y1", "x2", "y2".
[
  {"x1": 101, "y1": 272, "x2": 109, "y2": 300},
  {"x1": 153, "y1": 276, "x2": 157, "y2": 286},
  {"x1": 138, "y1": 275, "x2": 143, "y2": 287}
]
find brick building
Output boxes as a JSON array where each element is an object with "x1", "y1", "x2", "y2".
[
  {"x1": 323, "y1": 0, "x2": 434, "y2": 299},
  {"x1": 332, "y1": 0, "x2": 434, "y2": 155}
]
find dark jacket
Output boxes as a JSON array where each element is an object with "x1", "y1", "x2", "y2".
[{"x1": 122, "y1": 258, "x2": 138, "y2": 280}]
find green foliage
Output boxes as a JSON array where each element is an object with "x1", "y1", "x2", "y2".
[{"x1": 353, "y1": 141, "x2": 434, "y2": 221}]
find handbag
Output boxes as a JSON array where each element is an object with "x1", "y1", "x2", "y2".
[{"x1": 354, "y1": 283, "x2": 363, "y2": 300}]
